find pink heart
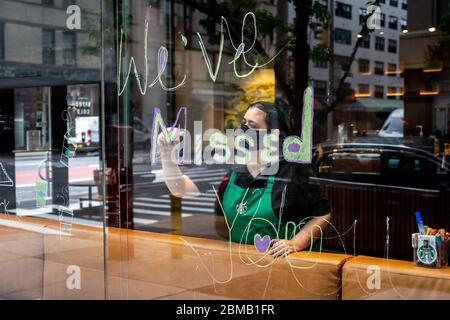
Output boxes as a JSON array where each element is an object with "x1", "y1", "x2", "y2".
[{"x1": 254, "y1": 234, "x2": 271, "y2": 253}]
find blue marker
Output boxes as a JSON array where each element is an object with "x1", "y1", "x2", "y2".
[{"x1": 415, "y1": 211, "x2": 425, "y2": 235}]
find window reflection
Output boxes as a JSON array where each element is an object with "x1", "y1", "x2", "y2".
[
  {"x1": 0, "y1": 0, "x2": 449, "y2": 301},
  {"x1": 0, "y1": 0, "x2": 104, "y2": 300}
]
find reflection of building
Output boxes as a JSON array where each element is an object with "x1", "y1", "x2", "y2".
[
  {"x1": 0, "y1": 0, "x2": 101, "y2": 85},
  {"x1": 400, "y1": 0, "x2": 450, "y2": 137},
  {"x1": 290, "y1": 0, "x2": 407, "y2": 136},
  {"x1": 124, "y1": 1, "x2": 280, "y2": 136},
  {"x1": 0, "y1": 0, "x2": 102, "y2": 214},
  {"x1": 0, "y1": 0, "x2": 102, "y2": 151}
]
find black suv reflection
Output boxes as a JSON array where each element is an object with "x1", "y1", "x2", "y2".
[{"x1": 311, "y1": 141, "x2": 450, "y2": 259}]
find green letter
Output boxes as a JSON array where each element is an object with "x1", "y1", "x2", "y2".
[{"x1": 283, "y1": 87, "x2": 314, "y2": 163}]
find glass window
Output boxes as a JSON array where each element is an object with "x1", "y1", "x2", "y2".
[
  {"x1": 325, "y1": 150, "x2": 382, "y2": 175},
  {"x1": 62, "y1": 0, "x2": 76, "y2": 7},
  {"x1": 381, "y1": 151, "x2": 440, "y2": 189},
  {"x1": 383, "y1": 115, "x2": 403, "y2": 130},
  {"x1": 313, "y1": 80, "x2": 328, "y2": 99},
  {"x1": 41, "y1": 0, "x2": 54, "y2": 5},
  {"x1": 335, "y1": 2, "x2": 352, "y2": 19},
  {"x1": 314, "y1": 59, "x2": 328, "y2": 68},
  {"x1": 2, "y1": 0, "x2": 450, "y2": 302},
  {"x1": 375, "y1": 36, "x2": 385, "y2": 51},
  {"x1": 388, "y1": 63, "x2": 397, "y2": 71},
  {"x1": 389, "y1": 15, "x2": 399, "y2": 30},
  {"x1": 375, "y1": 85, "x2": 385, "y2": 98},
  {"x1": 42, "y1": 29, "x2": 55, "y2": 65},
  {"x1": 375, "y1": 61, "x2": 384, "y2": 75},
  {"x1": 314, "y1": 149, "x2": 383, "y2": 187},
  {"x1": 401, "y1": 18, "x2": 408, "y2": 31},
  {"x1": 359, "y1": 34, "x2": 370, "y2": 48},
  {"x1": 62, "y1": 31, "x2": 76, "y2": 66},
  {"x1": 390, "y1": 0, "x2": 398, "y2": 7},
  {"x1": 359, "y1": 59, "x2": 370, "y2": 74},
  {"x1": 388, "y1": 39, "x2": 398, "y2": 53},
  {"x1": 401, "y1": 0, "x2": 408, "y2": 10},
  {"x1": 359, "y1": 7, "x2": 367, "y2": 24},
  {"x1": 335, "y1": 55, "x2": 352, "y2": 70},
  {"x1": 335, "y1": 28, "x2": 352, "y2": 45},
  {"x1": 358, "y1": 83, "x2": 370, "y2": 94},
  {"x1": 388, "y1": 87, "x2": 398, "y2": 99},
  {"x1": 0, "y1": 0, "x2": 103, "y2": 301},
  {"x1": 387, "y1": 63, "x2": 398, "y2": 76}
]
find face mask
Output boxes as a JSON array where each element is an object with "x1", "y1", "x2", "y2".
[{"x1": 240, "y1": 123, "x2": 262, "y2": 151}]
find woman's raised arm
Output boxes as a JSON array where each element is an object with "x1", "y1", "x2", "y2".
[{"x1": 157, "y1": 128, "x2": 200, "y2": 198}]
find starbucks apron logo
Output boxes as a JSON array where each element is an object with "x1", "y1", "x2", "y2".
[{"x1": 236, "y1": 203, "x2": 248, "y2": 215}]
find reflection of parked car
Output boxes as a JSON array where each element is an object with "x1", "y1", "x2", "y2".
[
  {"x1": 312, "y1": 142, "x2": 450, "y2": 259},
  {"x1": 378, "y1": 108, "x2": 404, "y2": 138}
]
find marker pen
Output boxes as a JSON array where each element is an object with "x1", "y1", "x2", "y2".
[{"x1": 415, "y1": 211, "x2": 425, "y2": 235}]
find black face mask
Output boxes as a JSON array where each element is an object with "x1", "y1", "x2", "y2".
[
  {"x1": 240, "y1": 123, "x2": 262, "y2": 151},
  {"x1": 240, "y1": 123, "x2": 250, "y2": 132}
]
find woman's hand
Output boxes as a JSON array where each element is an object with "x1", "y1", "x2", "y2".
[
  {"x1": 158, "y1": 127, "x2": 184, "y2": 165},
  {"x1": 268, "y1": 214, "x2": 331, "y2": 258},
  {"x1": 157, "y1": 127, "x2": 201, "y2": 198},
  {"x1": 157, "y1": 127, "x2": 182, "y2": 152},
  {"x1": 268, "y1": 239, "x2": 296, "y2": 258}
]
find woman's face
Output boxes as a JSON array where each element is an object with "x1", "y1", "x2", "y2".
[{"x1": 243, "y1": 107, "x2": 268, "y2": 130}]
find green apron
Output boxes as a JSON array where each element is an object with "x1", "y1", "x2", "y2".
[
  {"x1": 221, "y1": 171, "x2": 321, "y2": 251},
  {"x1": 222, "y1": 171, "x2": 279, "y2": 244}
]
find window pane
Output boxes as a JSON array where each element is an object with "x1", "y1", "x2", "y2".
[
  {"x1": 313, "y1": 80, "x2": 328, "y2": 100},
  {"x1": 375, "y1": 85, "x2": 385, "y2": 98},
  {"x1": 359, "y1": 59, "x2": 370, "y2": 73},
  {"x1": 389, "y1": 15, "x2": 399, "y2": 29},
  {"x1": 41, "y1": 0, "x2": 54, "y2": 6},
  {"x1": 42, "y1": 29, "x2": 55, "y2": 65},
  {"x1": 2, "y1": 0, "x2": 450, "y2": 302},
  {"x1": 0, "y1": 0, "x2": 104, "y2": 300},
  {"x1": 375, "y1": 36, "x2": 385, "y2": 51},
  {"x1": 62, "y1": 31, "x2": 76, "y2": 66},
  {"x1": 335, "y1": 28, "x2": 352, "y2": 44},
  {"x1": 390, "y1": 0, "x2": 399, "y2": 7},
  {"x1": 388, "y1": 39, "x2": 398, "y2": 53},
  {"x1": 359, "y1": 34, "x2": 370, "y2": 48},
  {"x1": 336, "y1": 2, "x2": 352, "y2": 19}
]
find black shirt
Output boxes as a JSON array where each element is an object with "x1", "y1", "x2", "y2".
[{"x1": 214, "y1": 160, "x2": 332, "y2": 225}]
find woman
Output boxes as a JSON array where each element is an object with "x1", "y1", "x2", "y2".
[{"x1": 158, "y1": 102, "x2": 331, "y2": 258}]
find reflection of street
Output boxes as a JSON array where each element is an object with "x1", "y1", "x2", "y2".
[
  {"x1": 12, "y1": 152, "x2": 101, "y2": 222},
  {"x1": 15, "y1": 152, "x2": 99, "y2": 186},
  {"x1": 132, "y1": 163, "x2": 227, "y2": 238},
  {"x1": 11, "y1": 151, "x2": 228, "y2": 237}
]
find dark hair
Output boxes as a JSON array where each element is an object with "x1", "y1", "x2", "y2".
[{"x1": 247, "y1": 101, "x2": 290, "y2": 136}]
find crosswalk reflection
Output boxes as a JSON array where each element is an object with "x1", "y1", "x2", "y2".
[{"x1": 132, "y1": 167, "x2": 227, "y2": 227}]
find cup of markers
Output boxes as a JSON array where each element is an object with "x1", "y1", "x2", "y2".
[
  {"x1": 412, "y1": 211, "x2": 449, "y2": 268},
  {"x1": 412, "y1": 226, "x2": 450, "y2": 268}
]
